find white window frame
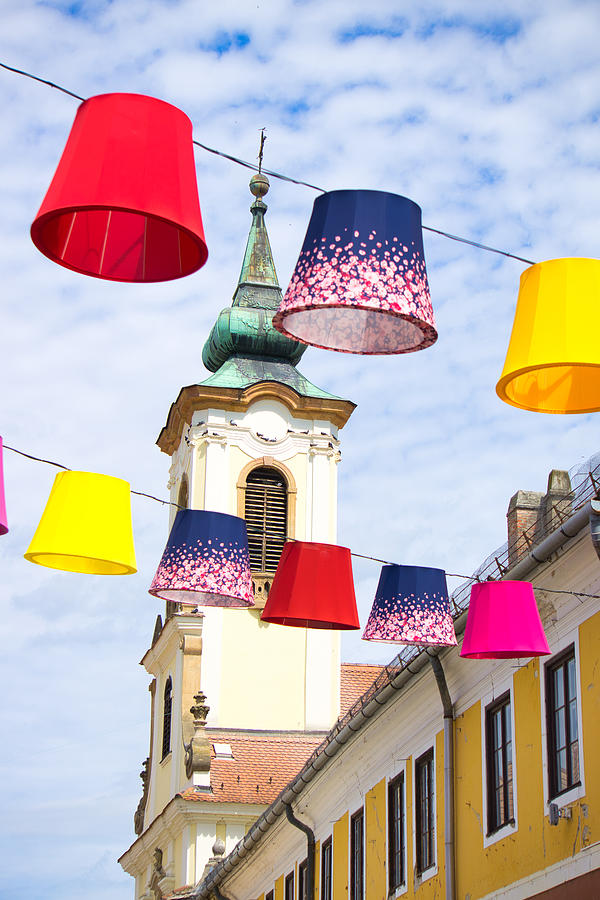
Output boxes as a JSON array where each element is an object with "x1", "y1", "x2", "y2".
[
  {"x1": 481, "y1": 678, "x2": 518, "y2": 848},
  {"x1": 412, "y1": 740, "x2": 437, "y2": 882},
  {"x1": 386, "y1": 765, "x2": 408, "y2": 897},
  {"x1": 540, "y1": 628, "x2": 585, "y2": 812},
  {"x1": 348, "y1": 805, "x2": 365, "y2": 900}
]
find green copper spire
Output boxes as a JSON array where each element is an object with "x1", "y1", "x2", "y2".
[
  {"x1": 202, "y1": 174, "x2": 307, "y2": 374},
  {"x1": 232, "y1": 173, "x2": 280, "y2": 309}
]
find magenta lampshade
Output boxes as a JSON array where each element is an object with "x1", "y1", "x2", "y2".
[
  {"x1": 460, "y1": 581, "x2": 550, "y2": 659},
  {"x1": 261, "y1": 541, "x2": 360, "y2": 629},
  {"x1": 149, "y1": 509, "x2": 254, "y2": 608},
  {"x1": 274, "y1": 190, "x2": 437, "y2": 354},
  {"x1": 362, "y1": 564, "x2": 457, "y2": 646},
  {"x1": 0, "y1": 437, "x2": 8, "y2": 536},
  {"x1": 31, "y1": 93, "x2": 208, "y2": 282}
]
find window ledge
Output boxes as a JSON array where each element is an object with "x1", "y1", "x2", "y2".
[
  {"x1": 415, "y1": 863, "x2": 437, "y2": 884},
  {"x1": 484, "y1": 818, "x2": 517, "y2": 848},
  {"x1": 547, "y1": 782, "x2": 584, "y2": 811},
  {"x1": 160, "y1": 751, "x2": 172, "y2": 766}
]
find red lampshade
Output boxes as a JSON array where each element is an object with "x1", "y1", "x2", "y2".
[
  {"x1": 31, "y1": 93, "x2": 208, "y2": 282},
  {"x1": 460, "y1": 581, "x2": 550, "y2": 659},
  {"x1": 260, "y1": 540, "x2": 360, "y2": 629}
]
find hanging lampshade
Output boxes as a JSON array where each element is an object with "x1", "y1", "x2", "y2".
[
  {"x1": 24, "y1": 471, "x2": 137, "y2": 574},
  {"x1": 496, "y1": 258, "x2": 600, "y2": 413},
  {"x1": 31, "y1": 93, "x2": 208, "y2": 282},
  {"x1": 0, "y1": 437, "x2": 8, "y2": 536},
  {"x1": 460, "y1": 581, "x2": 550, "y2": 659},
  {"x1": 149, "y1": 509, "x2": 254, "y2": 608},
  {"x1": 273, "y1": 189, "x2": 437, "y2": 354},
  {"x1": 362, "y1": 564, "x2": 457, "y2": 646},
  {"x1": 260, "y1": 540, "x2": 360, "y2": 629}
]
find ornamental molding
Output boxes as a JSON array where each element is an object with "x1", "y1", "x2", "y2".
[
  {"x1": 141, "y1": 615, "x2": 204, "y2": 675},
  {"x1": 119, "y1": 796, "x2": 267, "y2": 875},
  {"x1": 157, "y1": 383, "x2": 355, "y2": 456}
]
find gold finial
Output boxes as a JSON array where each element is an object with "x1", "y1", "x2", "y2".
[{"x1": 250, "y1": 172, "x2": 270, "y2": 199}]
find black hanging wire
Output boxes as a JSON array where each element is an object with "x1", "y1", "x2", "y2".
[
  {"x1": 0, "y1": 62, "x2": 85, "y2": 102},
  {"x1": 3, "y1": 442, "x2": 599, "y2": 602},
  {"x1": 1, "y1": 60, "x2": 537, "y2": 265}
]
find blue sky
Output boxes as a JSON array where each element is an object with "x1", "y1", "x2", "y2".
[{"x1": 1, "y1": 0, "x2": 600, "y2": 897}]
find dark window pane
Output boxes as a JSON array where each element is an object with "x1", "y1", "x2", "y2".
[
  {"x1": 546, "y1": 647, "x2": 580, "y2": 799},
  {"x1": 299, "y1": 860, "x2": 307, "y2": 900},
  {"x1": 415, "y1": 750, "x2": 434, "y2": 872},
  {"x1": 285, "y1": 872, "x2": 294, "y2": 900},
  {"x1": 161, "y1": 676, "x2": 172, "y2": 759},
  {"x1": 485, "y1": 693, "x2": 514, "y2": 833},
  {"x1": 388, "y1": 774, "x2": 405, "y2": 890},
  {"x1": 351, "y1": 810, "x2": 364, "y2": 900},
  {"x1": 321, "y1": 838, "x2": 332, "y2": 900}
]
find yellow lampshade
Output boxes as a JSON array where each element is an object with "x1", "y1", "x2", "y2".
[
  {"x1": 496, "y1": 258, "x2": 600, "y2": 414},
  {"x1": 25, "y1": 470, "x2": 137, "y2": 574}
]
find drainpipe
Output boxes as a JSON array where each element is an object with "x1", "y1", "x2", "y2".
[
  {"x1": 283, "y1": 802, "x2": 315, "y2": 900},
  {"x1": 428, "y1": 653, "x2": 455, "y2": 900}
]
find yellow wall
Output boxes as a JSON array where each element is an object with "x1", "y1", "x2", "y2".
[
  {"x1": 579, "y1": 608, "x2": 600, "y2": 848},
  {"x1": 191, "y1": 442, "x2": 206, "y2": 510},
  {"x1": 153, "y1": 755, "x2": 172, "y2": 820},
  {"x1": 454, "y1": 630, "x2": 600, "y2": 899},
  {"x1": 274, "y1": 873, "x2": 284, "y2": 900},
  {"x1": 217, "y1": 608, "x2": 308, "y2": 729},
  {"x1": 333, "y1": 812, "x2": 349, "y2": 900}
]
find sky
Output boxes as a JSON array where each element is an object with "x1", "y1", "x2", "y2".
[{"x1": 1, "y1": 0, "x2": 600, "y2": 897}]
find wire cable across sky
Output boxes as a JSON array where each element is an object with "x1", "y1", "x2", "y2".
[{"x1": 1, "y1": 60, "x2": 536, "y2": 266}]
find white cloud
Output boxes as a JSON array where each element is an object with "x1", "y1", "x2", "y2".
[{"x1": 1, "y1": 1, "x2": 600, "y2": 896}]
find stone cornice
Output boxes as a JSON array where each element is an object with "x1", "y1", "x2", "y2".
[
  {"x1": 118, "y1": 795, "x2": 267, "y2": 875},
  {"x1": 140, "y1": 614, "x2": 204, "y2": 675},
  {"x1": 157, "y1": 383, "x2": 356, "y2": 456}
]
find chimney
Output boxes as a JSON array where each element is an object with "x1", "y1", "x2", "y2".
[
  {"x1": 507, "y1": 490, "x2": 543, "y2": 567},
  {"x1": 538, "y1": 470, "x2": 572, "y2": 539}
]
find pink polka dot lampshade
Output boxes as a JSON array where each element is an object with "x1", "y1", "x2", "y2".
[{"x1": 274, "y1": 190, "x2": 437, "y2": 355}]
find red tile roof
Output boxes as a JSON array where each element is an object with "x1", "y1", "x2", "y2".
[
  {"x1": 165, "y1": 887, "x2": 194, "y2": 899},
  {"x1": 179, "y1": 730, "x2": 323, "y2": 805},
  {"x1": 340, "y1": 663, "x2": 384, "y2": 716}
]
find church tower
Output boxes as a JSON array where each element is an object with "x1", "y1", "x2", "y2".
[{"x1": 119, "y1": 175, "x2": 357, "y2": 899}]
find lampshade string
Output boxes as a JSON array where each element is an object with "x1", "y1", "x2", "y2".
[
  {"x1": 1, "y1": 60, "x2": 537, "y2": 266},
  {"x1": 3, "y1": 441, "x2": 597, "y2": 604}
]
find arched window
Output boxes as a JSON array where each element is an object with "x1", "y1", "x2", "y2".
[
  {"x1": 161, "y1": 677, "x2": 172, "y2": 759},
  {"x1": 244, "y1": 466, "x2": 287, "y2": 574}
]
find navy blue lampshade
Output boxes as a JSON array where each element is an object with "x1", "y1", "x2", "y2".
[
  {"x1": 274, "y1": 190, "x2": 437, "y2": 354},
  {"x1": 362, "y1": 564, "x2": 457, "y2": 646},
  {"x1": 149, "y1": 509, "x2": 254, "y2": 608}
]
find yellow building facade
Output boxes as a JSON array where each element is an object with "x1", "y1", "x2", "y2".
[{"x1": 187, "y1": 461, "x2": 600, "y2": 900}]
